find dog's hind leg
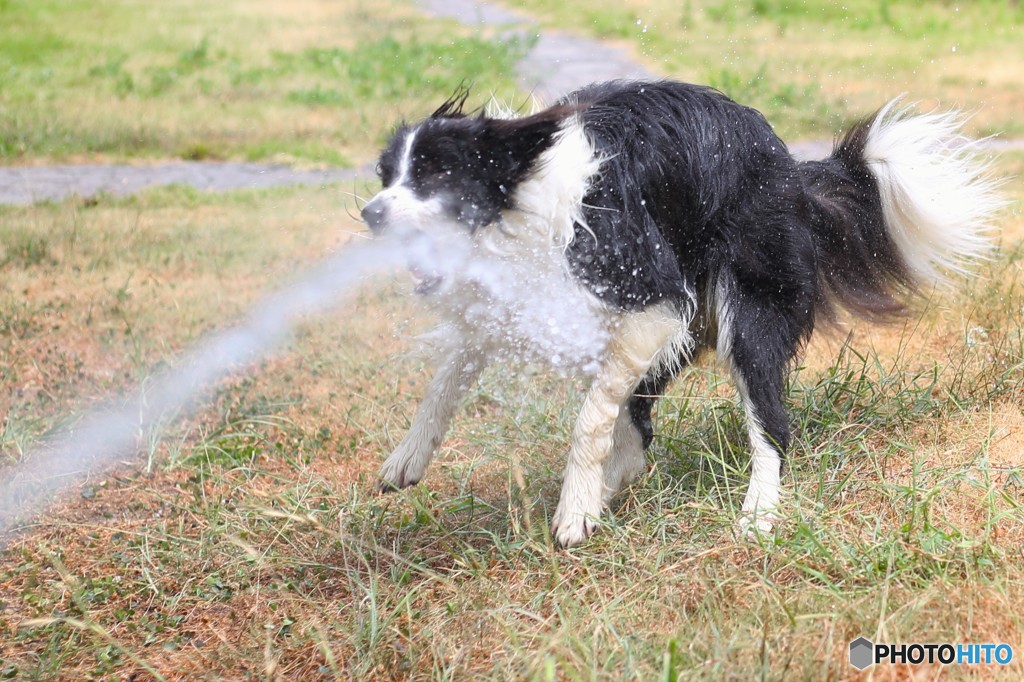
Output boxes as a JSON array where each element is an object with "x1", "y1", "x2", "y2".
[
  {"x1": 715, "y1": 278, "x2": 810, "y2": 537},
  {"x1": 552, "y1": 305, "x2": 688, "y2": 547},
  {"x1": 378, "y1": 343, "x2": 487, "y2": 492},
  {"x1": 731, "y1": 363, "x2": 787, "y2": 537},
  {"x1": 602, "y1": 361, "x2": 686, "y2": 505},
  {"x1": 602, "y1": 408, "x2": 647, "y2": 506}
]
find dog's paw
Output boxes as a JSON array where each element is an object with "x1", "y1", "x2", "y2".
[
  {"x1": 377, "y1": 476, "x2": 415, "y2": 494},
  {"x1": 377, "y1": 469, "x2": 420, "y2": 493},
  {"x1": 736, "y1": 509, "x2": 779, "y2": 541},
  {"x1": 551, "y1": 497, "x2": 603, "y2": 548},
  {"x1": 377, "y1": 447, "x2": 426, "y2": 493},
  {"x1": 551, "y1": 514, "x2": 598, "y2": 548}
]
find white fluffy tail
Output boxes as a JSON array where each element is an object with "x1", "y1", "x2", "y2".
[{"x1": 863, "y1": 99, "x2": 1006, "y2": 287}]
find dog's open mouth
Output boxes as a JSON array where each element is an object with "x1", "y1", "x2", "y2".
[
  {"x1": 400, "y1": 228, "x2": 450, "y2": 295},
  {"x1": 410, "y1": 267, "x2": 443, "y2": 295}
]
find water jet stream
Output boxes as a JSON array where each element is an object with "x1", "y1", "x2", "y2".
[
  {"x1": 0, "y1": 227, "x2": 611, "y2": 540},
  {"x1": 0, "y1": 235, "x2": 405, "y2": 539}
]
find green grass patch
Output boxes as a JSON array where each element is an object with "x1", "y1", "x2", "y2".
[{"x1": 0, "y1": 0, "x2": 527, "y2": 164}]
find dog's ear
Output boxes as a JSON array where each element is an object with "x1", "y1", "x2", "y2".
[
  {"x1": 481, "y1": 105, "x2": 577, "y2": 185},
  {"x1": 431, "y1": 84, "x2": 472, "y2": 119}
]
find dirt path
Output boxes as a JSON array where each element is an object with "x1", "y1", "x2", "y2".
[{"x1": 0, "y1": 162, "x2": 364, "y2": 206}]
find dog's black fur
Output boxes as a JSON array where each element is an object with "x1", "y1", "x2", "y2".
[{"x1": 560, "y1": 81, "x2": 911, "y2": 460}]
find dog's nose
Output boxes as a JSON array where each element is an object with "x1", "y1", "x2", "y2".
[{"x1": 361, "y1": 198, "x2": 387, "y2": 232}]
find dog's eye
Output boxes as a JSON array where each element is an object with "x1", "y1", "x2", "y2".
[{"x1": 376, "y1": 162, "x2": 397, "y2": 187}]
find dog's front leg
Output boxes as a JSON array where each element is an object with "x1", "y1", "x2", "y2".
[
  {"x1": 379, "y1": 343, "x2": 487, "y2": 491},
  {"x1": 551, "y1": 307, "x2": 685, "y2": 547}
]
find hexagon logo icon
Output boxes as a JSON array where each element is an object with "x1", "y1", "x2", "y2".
[{"x1": 849, "y1": 637, "x2": 874, "y2": 670}]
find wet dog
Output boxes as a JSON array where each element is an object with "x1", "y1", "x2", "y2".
[{"x1": 362, "y1": 80, "x2": 1001, "y2": 547}]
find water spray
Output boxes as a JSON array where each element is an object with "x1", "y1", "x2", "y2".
[
  {"x1": 0, "y1": 234, "x2": 406, "y2": 538},
  {"x1": 0, "y1": 226, "x2": 611, "y2": 540}
]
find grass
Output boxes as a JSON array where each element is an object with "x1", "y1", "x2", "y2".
[
  {"x1": 0, "y1": 160, "x2": 1021, "y2": 677},
  {"x1": 0, "y1": 0, "x2": 527, "y2": 165},
  {"x1": 509, "y1": 0, "x2": 1024, "y2": 140},
  {"x1": 1, "y1": 0, "x2": 1024, "y2": 679}
]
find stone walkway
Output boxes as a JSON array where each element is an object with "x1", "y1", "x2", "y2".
[
  {"x1": 419, "y1": 0, "x2": 656, "y2": 103},
  {"x1": 0, "y1": 2, "x2": 1019, "y2": 205}
]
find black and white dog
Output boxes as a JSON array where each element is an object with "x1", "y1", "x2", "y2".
[{"x1": 361, "y1": 80, "x2": 1001, "y2": 547}]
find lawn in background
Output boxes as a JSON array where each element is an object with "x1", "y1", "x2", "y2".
[
  {"x1": 0, "y1": 0, "x2": 526, "y2": 164},
  {"x1": 514, "y1": 0, "x2": 1024, "y2": 140}
]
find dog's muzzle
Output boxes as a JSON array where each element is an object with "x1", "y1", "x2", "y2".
[{"x1": 362, "y1": 197, "x2": 445, "y2": 295}]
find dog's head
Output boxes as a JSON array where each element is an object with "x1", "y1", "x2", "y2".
[{"x1": 362, "y1": 91, "x2": 573, "y2": 240}]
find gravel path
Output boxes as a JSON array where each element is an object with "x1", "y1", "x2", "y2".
[
  {"x1": 1, "y1": 2, "x2": 1019, "y2": 206},
  {"x1": 0, "y1": 163, "x2": 363, "y2": 206},
  {"x1": 419, "y1": 0, "x2": 657, "y2": 103}
]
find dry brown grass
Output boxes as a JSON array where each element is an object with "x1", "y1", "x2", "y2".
[{"x1": 0, "y1": 154, "x2": 1021, "y2": 678}]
